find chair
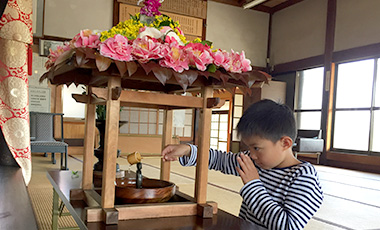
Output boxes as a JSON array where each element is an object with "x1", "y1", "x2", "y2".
[
  {"x1": 30, "y1": 112, "x2": 68, "y2": 170},
  {"x1": 292, "y1": 129, "x2": 324, "y2": 164}
]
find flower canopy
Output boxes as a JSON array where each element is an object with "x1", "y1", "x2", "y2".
[{"x1": 41, "y1": 0, "x2": 270, "y2": 92}]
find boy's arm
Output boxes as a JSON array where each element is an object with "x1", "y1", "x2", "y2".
[
  {"x1": 240, "y1": 167, "x2": 323, "y2": 230},
  {"x1": 179, "y1": 144, "x2": 245, "y2": 176}
]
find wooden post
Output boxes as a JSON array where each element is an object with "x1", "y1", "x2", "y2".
[
  {"x1": 195, "y1": 86, "x2": 213, "y2": 204},
  {"x1": 160, "y1": 109, "x2": 173, "y2": 181},
  {"x1": 101, "y1": 77, "x2": 121, "y2": 209},
  {"x1": 82, "y1": 86, "x2": 96, "y2": 190}
]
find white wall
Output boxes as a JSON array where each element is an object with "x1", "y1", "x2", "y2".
[
  {"x1": 334, "y1": 0, "x2": 380, "y2": 52},
  {"x1": 206, "y1": 1, "x2": 269, "y2": 67},
  {"x1": 270, "y1": 0, "x2": 327, "y2": 66},
  {"x1": 44, "y1": 0, "x2": 113, "y2": 38}
]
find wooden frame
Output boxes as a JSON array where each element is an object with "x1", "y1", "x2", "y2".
[{"x1": 71, "y1": 80, "x2": 223, "y2": 223}]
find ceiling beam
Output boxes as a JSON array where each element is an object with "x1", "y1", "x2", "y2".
[
  {"x1": 209, "y1": 0, "x2": 241, "y2": 7},
  {"x1": 270, "y1": 0, "x2": 305, "y2": 14}
]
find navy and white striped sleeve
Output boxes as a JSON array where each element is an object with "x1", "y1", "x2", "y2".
[
  {"x1": 240, "y1": 166, "x2": 323, "y2": 230},
  {"x1": 179, "y1": 144, "x2": 244, "y2": 176}
]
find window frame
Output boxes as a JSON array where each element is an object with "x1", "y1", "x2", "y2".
[
  {"x1": 330, "y1": 58, "x2": 380, "y2": 156},
  {"x1": 294, "y1": 68, "x2": 324, "y2": 130}
]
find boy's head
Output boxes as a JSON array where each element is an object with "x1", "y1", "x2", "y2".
[{"x1": 237, "y1": 99, "x2": 296, "y2": 143}]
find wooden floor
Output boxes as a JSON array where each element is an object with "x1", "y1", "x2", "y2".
[{"x1": 28, "y1": 153, "x2": 380, "y2": 230}]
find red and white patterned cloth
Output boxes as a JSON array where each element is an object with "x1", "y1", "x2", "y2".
[{"x1": 0, "y1": 0, "x2": 32, "y2": 185}]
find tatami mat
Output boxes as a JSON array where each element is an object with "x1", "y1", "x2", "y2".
[{"x1": 28, "y1": 153, "x2": 380, "y2": 230}]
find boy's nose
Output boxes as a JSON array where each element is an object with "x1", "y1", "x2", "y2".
[{"x1": 249, "y1": 152, "x2": 258, "y2": 160}]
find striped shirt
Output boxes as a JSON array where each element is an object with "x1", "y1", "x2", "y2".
[{"x1": 179, "y1": 144, "x2": 323, "y2": 230}]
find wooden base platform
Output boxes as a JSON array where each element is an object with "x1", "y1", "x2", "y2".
[{"x1": 47, "y1": 170, "x2": 263, "y2": 230}]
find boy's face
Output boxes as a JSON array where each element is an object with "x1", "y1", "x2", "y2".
[{"x1": 242, "y1": 135, "x2": 291, "y2": 169}]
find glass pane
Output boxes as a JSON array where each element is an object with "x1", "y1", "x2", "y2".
[
  {"x1": 295, "y1": 111, "x2": 321, "y2": 130},
  {"x1": 211, "y1": 130, "x2": 218, "y2": 138},
  {"x1": 219, "y1": 142, "x2": 227, "y2": 152},
  {"x1": 297, "y1": 67, "x2": 324, "y2": 110},
  {"x1": 371, "y1": 110, "x2": 380, "y2": 152},
  {"x1": 120, "y1": 108, "x2": 129, "y2": 121},
  {"x1": 336, "y1": 59, "x2": 374, "y2": 108},
  {"x1": 140, "y1": 111, "x2": 148, "y2": 122},
  {"x1": 130, "y1": 123, "x2": 139, "y2": 134},
  {"x1": 149, "y1": 111, "x2": 157, "y2": 123},
  {"x1": 333, "y1": 111, "x2": 370, "y2": 151},
  {"x1": 158, "y1": 110, "x2": 164, "y2": 123},
  {"x1": 212, "y1": 114, "x2": 219, "y2": 121},
  {"x1": 234, "y1": 106, "x2": 243, "y2": 117},
  {"x1": 211, "y1": 122, "x2": 219, "y2": 130},
  {"x1": 220, "y1": 114, "x2": 228, "y2": 122},
  {"x1": 158, "y1": 124, "x2": 163, "y2": 135},
  {"x1": 185, "y1": 113, "x2": 192, "y2": 125},
  {"x1": 233, "y1": 118, "x2": 240, "y2": 129},
  {"x1": 175, "y1": 127, "x2": 183, "y2": 136},
  {"x1": 130, "y1": 110, "x2": 139, "y2": 122},
  {"x1": 234, "y1": 94, "x2": 243, "y2": 106},
  {"x1": 119, "y1": 125, "x2": 129, "y2": 134},
  {"x1": 139, "y1": 124, "x2": 148, "y2": 134},
  {"x1": 210, "y1": 138, "x2": 218, "y2": 146},
  {"x1": 376, "y1": 60, "x2": 380, "y2": 107},
  {"x1": 219, "y1": 122, "x2": 228, "y2": 131},
  {"x1": 148, "y1": 125, "x2": 156, "y2": 135},
  {"x1": 232, "y1": 130, "x2": 240, "y2": 141},
  {"x1": 219, "y1": 131, "x2": 228, "y2": 141},
  {"x1": 184, "y1": 126, "x2": 192, "y2": 137}
]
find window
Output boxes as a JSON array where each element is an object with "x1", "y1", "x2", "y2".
[
  {"x1": 211, "y1": 101, "x2": 230, "y2": 152},
  {"x1": 332, "y1": 59, "x2": 380, "y2": 154},
  {"x1": 119, "y1": 107, "x2": 193, "y2": 138},
  {"x1": 232, "y1": 94, "x2": 243, "y2": 142},
  {"x1": 294, "y1": 67, "x2": 324, "y2": 129},
  {"x1": 120, "y1": 107, "x2": 163, "y2": 135}
]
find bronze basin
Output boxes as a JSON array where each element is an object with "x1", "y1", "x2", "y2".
[{"x1": 115, "y1": 177, "x2": 176, "y2": 204}]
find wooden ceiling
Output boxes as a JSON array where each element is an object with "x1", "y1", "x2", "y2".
[{"x1": 211, "y1": 0, "x2": 305, "y2": 14}]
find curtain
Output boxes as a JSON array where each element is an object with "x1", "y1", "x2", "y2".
[{"x1": 0, "y1": 0, "x2": 32, "y2": 185}]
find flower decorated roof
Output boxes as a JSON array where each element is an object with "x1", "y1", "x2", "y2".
[{"x1": 40, "y1": 0, "x2": 271, "y2": 94}]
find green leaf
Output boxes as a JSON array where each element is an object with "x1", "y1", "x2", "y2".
[
  {"x1": 207, "y1": 64, "x2": 217, "y2": 73},
  {"x1": 159, "y1": 21, "x2": 171, "y2": 27},
  {"x1": 201, "y1": 40, "x2": 213, "y2": 47}
]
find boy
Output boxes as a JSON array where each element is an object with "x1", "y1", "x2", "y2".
[{"x1": 162, "y1": 99, "x2": 323, "y2": 229}]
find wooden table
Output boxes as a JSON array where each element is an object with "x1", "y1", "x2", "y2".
[
  {"x1": 0, "y1": 166, "x2": 38, "y2": 230},
  {"x1": 47, "y1": 170, "x2": 265, "y2": 230}
]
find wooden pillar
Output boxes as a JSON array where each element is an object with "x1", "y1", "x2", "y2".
[
  {"x1": 320, "y1": 0, "x2": 337, "y2": 164},
  {"x1": 195, "y1": 86, "x2": 213, "y2": 203},
  {"x1": 82, "y1": 86, "x2": 96, "y2": 190},
  {"x1": 160, "y1": 109, "x2": 173, "y2": 181},
  {"x1": 53, "y1": 85, "x2": 63, "y2": 139},
  {"x1": 101, "y1": 77, "x2": 121, "y2": 209}
]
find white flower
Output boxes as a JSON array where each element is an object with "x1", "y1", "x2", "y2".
[{"x1": 137, "y1": 27, "x2": 163, "y2": 39}]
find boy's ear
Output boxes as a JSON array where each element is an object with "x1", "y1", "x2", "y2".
[{"x1": 281, "y1": 136, "x2": 293, "y2": 150}]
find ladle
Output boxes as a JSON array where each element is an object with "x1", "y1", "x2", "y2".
[{"x1": 126, "y1": 151, "x2": 163, "y2": 165}]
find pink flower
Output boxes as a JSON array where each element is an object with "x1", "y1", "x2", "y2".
[
  {"x1": 99, "y1": 34, "x2": 133, "y2": 62},
  {"x1": 159, "y1": 43, "x2": 189, "y2": 73},
  {"x1": 228, "y1": 50, "x2": 252, "y2": 73},
  {"x1": 212, "y1": 49, "x2": 231, "y2": 70},
  {"x1": 45, "y1": 42, "x2": 72, "y2": 69},
  {"x1": 132, "y1": 36, "x2": 163, "y2": 63},
  {"x1": 184, "y1": 43, "x2": 213, "y2": 71},
  {"x1": 72, "y1": 29, "x2": 100, "y2": 49}
]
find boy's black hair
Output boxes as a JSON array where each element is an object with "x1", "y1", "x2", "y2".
[{"x1": 237, "y1": 99, "x2": 297, "y2": 143}]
